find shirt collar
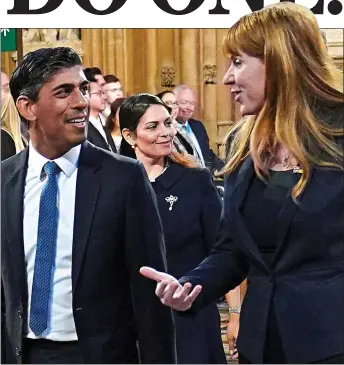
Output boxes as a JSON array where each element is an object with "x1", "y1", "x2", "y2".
[
  {"x1": 89, "y1": 115, "x2": 102, "y2": 126},
  {"x1": 28, "y1": 141, "x2": 81, "y2": 179}
]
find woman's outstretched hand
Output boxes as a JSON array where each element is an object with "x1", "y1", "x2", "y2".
[{"x1": 140, "y1": 266, "x2": 202, "y2": 311}]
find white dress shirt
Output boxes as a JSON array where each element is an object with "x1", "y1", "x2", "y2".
[
  {"x1": 89, "y1": 114, "x2": 108, "y2": 143},
  {"x1": 184, "y1": 121, "x2": 205, "y2": 167},
  {"x1": 24, "y1": 142, "x2": 80, "y2": 341}
]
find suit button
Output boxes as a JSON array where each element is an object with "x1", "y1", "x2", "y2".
[
  {"x1": 17, "y1": 310, "x2": 23, "y2": 319},
  {"x1": 15, "y1": 348, "x2": 21, "y2": 356}
]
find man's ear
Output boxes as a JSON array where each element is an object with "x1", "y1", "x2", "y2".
[
  {"x1": 16, "y1": 96, "x2": 37, "y2": 123},
  {"x1": 122, "y1": 128, "x2": 135, "y2": 147}
]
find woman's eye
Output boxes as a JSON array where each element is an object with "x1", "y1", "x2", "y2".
[
  {"x1": 147, "y1": 125, "x2": 157, "y2": 130},
  {"x1": 233, "y1": 58, "x2": 242, "y2": 67},
  {"x1": 165, "y1": 121, "x2": 173, "y2": 126}
]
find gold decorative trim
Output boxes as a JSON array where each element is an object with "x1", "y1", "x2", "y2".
[
  {"x1": 203, "y1": 64, "x2": 217, "y2": 84},
  {"x1": 161, "y1": 67, "x2": 175, "y2": 88}
]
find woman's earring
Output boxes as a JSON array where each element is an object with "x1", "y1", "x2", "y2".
[{"x1": 131, "y1": 144, "x2": 135, "y2": 149}]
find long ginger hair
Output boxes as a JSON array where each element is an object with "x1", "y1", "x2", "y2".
[{"x1": 219, "y1": 2, "x2": 344, "y2": 200}]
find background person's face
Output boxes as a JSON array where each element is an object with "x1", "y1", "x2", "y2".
[
  {"x1": 95, "y1": 74, "x2": 107, "y2": 103},
  {"x1": 176, "y1": 89, "x2": 197, "y2": 123},
  {"x1": 105, "y1": 82, "x2": 123, "y2": 104},
  {"x1": 161, "y1": 92, "x2": 179, "y2": 120},
  {"x1": 89, "y1": 82, "x2": 106, "y2": 113},
  {"x1": 22, "y1": 65, "x2": 89, "y2": 156},
  {"x1": 133, "y1": 104, "x2": 176, "y2": 160},
  {"x1": 223, "y1": 52, "x2": 265, "y2": 116}
]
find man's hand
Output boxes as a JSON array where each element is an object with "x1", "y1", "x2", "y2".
[{"x1": 139, "y1": 267, "x2": 202, "y2": 311}]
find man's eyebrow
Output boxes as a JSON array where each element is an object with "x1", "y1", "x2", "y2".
[{"x1": 52, "y1": 80, "x2": 89, "y2": 91}]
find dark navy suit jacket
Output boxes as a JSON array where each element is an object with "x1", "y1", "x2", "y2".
[
  {"x1": 1, "y1": 141, "x2": 176, "y2": 364},
  {"x1": 87, "y1": 121, "x2": 117, "y2": 153},
  {"x1": 180, "y1": 105, "x2": 344, "y2": 363},
  {"x1": 188, "y1": 118, "x2": 224, "y2": 172}
]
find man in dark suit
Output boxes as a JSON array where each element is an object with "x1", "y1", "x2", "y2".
[
  {"x1": 1, "y1": 47, "x2": 176, "y2": 364},
  {"x1": 83, "y1": 68, "x2": 117, "y2": 152},
  {"x1": 174, "y1": 85, "x2": 224, "y2": 172}
]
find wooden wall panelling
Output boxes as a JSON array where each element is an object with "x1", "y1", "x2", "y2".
[
  {"x1": 157, "y1": 29, "x2": 175, "y2": 94},
  {"x1": 202, "y1": 29, "x2": 218, "y2": 151},
  {"x1": 179, "y1": 29, "x2": 201, "y2": 121},
  {"x1": 145, "y1": 29, "x2": 159, "y2": 95},
  {"x1": 173, "y1": 29, "x2": 181, "y2": 87}
]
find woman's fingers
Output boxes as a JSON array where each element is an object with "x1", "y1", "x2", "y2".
[
  {"x1": 140, "y1": 266, "x2": 173, "y2": 282},
  {"x1": 140, "y1": 266, "x2": 202, "y2": 311}
]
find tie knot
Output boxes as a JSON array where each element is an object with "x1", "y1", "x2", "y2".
[{"x1": 44, "y1": 161, "x2": 60, "y2": 176}]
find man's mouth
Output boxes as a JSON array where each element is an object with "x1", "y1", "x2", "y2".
[{"x1": 66, "y1": 116, "x2": 87, "y2": 127}]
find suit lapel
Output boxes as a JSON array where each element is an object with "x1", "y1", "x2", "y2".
[
  {"x1": 87, "y1": 122, "x2": 109, "y2": 151},
  {"x1": 72, "y1": 142, "x2": 102, "y2": 290},
  {"x1": 104, "y1": 127, "x2": 117, "y2": 153},
  {"x1": 3, "y1": 149, "x2": 29, "y2": 300}
]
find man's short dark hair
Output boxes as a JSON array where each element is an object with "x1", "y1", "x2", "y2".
[
  {"x1": 104, "y1": 74, "x2": 120, "y2": 84},
  {"x1": 9, "y1": 47, "x2": 82, "y2": 103},
  {"x1": 83, "y1": 67, "x2": 103, "y2": 83}
]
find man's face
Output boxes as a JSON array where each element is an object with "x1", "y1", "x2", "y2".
[
  {"x1": 17, "y1": 65, "x2": 89, "y2": 158},
  {"x1": 105, "y1": 81, "x2": 123, "y2": 104},
  {"x1": 95, "y1": 74, "x2": 106, "y2": 89},
  {"x1": 1, "y1": 71, "x2": 10, "y2": 104},
  {"x1": 176, "y1": 89, "x2": 197, "y2": 123},
  {"x1": 89, "y1": 82, "x2": 106, "y2": 113},
  {"x1": 95, "y1": 74, "x2": 107, "y2": 103}
]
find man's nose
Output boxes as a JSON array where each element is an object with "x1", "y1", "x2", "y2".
[{"x1": 72, "y1": 91, "x2": 89, "y2": 109}]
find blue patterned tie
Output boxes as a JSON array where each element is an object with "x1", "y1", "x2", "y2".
[
  {"x1": 185, "y1": 123, "x2": 192, "y2": 134},
  {"x1": 30, "y1": 161, "x2": 60, "y2": 336}
]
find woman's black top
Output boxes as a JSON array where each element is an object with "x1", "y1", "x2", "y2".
[{"x1": 241, "y1": 169, "x2": 296, "y2": 363}]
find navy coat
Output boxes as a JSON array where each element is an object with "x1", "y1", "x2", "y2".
[
  {"x1": 180, "y1": 104, "x2": 344, "y2": 363},
  {"x1": 152, "y1": 163, "x2": 226, "y2": 364},
  {"x1": 188, "y1": 119, "x2": 224, "y2": 172}
]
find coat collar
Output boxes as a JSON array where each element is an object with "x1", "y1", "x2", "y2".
[{"x1": 154, "y1": 161, "x2": 186, "y2": 190}]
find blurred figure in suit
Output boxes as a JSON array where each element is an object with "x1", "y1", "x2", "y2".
[{"x1": 174, "y1": 85, "x2": 224, "y2": 172}]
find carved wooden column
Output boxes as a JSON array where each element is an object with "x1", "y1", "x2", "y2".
[
  {"x1": 201, "y1": 29, "x2": 218, "y2": 151},
  {"x1": 123, "y1": 29, "x2": 134, "y2": 95},
  {"x1": 104, "y1": 29, "x2": 116, "y2": 75},
  {"x1": 113, "y1": 29, "x2": 125, "y2": 84},
  {"x1": 158, "y1": 29, "x2": 175, "y2": 92},
  {"x1": 173, "y1": 29, "x2": 181, "y2": 87},
  {"x1": 179, "y1": 29, "x2": 200, "y2": 97},
  {"x1": 145, "y1": 29, "x2": 158, "y2": 94}
]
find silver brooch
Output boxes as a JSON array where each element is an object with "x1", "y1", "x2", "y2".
[{"x1": 165, "y1": 195, "x2": 178, "y2": 211}]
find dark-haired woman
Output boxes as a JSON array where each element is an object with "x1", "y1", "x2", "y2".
[
  {"x1": 119, "y1": 93, "x2": 226, "y2": 364},
  {"x1": 105, "y1": 97, "x2": 126, "y2": 152}
]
